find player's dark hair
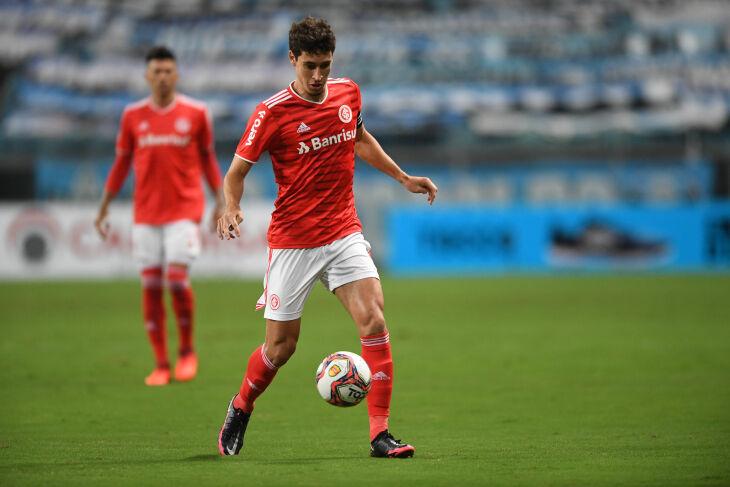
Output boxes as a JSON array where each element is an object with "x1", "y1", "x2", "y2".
[
  {"x1": 145, "y1": 46, "x2": 176, "y2": 63},
  {"x1": 289, "y1": 16, "x2": 336, "y2": 58}
]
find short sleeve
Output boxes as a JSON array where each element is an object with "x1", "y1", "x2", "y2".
[{"x1": 234, "y1": 103, "x2": 279, "y2": 163}]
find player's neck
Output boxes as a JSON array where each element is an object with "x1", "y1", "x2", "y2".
[{"x1": 151, "y1": 92, "x2": 176, "y2": 109}]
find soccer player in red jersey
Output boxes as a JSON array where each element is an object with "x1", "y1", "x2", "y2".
[
  {"x1": 94, "y1": 46, "x2": 224, "y2": 386},
  {"x1": 217, "y1": 17, "x2": 437, "y2": 458}
]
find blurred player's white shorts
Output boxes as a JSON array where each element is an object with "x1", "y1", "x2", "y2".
[
  {"x1": 132, "y1": 219, "x2": 201, "y2": 269},
  {"x1": 257, "y1": 232, "x2": 380, "y2": 321}
]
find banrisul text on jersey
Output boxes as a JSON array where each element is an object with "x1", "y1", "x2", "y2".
[{"x1": 297, "y1": 128, "x2": 357, "y2": 154}]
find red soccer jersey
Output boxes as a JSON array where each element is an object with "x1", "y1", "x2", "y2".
[
  {"x1": 235, "y1": 78, "x2": 363, "y2": 249},
  {"x1": 105, "y1": 94, "x2": 222, "y2": 225}
]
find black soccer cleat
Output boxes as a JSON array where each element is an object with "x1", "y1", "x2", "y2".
[
  {"x1": 370, "y1": 430, "x2": 415, "y2": 458},
  {"x1": 218, "y1": 394, "x2": 251, "y2": 455}
]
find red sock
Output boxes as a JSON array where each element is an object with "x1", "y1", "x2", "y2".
[
  {"x1": 361, "y1": 331, "x2": 393, "y2": 441},
  {"x1": 167, "y1": 264, "x2": 194, "y2": 356},
  {"x1": 233, "y1": 344, "x2": 279, "y2": 414},
  {"x1": 142, "y1": 267, "x2": 168, "y2": 369}
]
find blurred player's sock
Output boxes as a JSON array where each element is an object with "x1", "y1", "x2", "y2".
[
  {"x1": 233, "y1": 344, "x2": 279, "y2": 414},
  {"x1": 142, "y1": 266, "x2": 168, "y2": 370},
  {"x1": 167, "y1": 264, "x2": 194, "y2": 356},
  {"x1": 361, "y1": 331, "x2": 393, "y2": 441}
]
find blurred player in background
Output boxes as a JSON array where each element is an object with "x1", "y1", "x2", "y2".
[
  {"x1": 216, "y1": 17, "x2": 437, "y2": 458},
  {"x1": 94, "y1": 46, "x2": 224, "y2": 386}
]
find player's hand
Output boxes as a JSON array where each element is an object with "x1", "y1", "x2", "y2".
[
  {"x1": 94, "y1": 208, "x2": 110, "y2": 240},
  {"x1": 217, "y1": 208, "x2": 244, "y2": 240},
  {"x1": 210, "y1": 202, "x2": 224, "y2": 233},
  {"x1": 403, "y1": 176, "x2": 438, "y2": 205}
]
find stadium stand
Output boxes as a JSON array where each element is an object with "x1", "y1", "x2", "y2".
[{"x1": 1, "y1": 0, "x2": 729, "y2": 202}]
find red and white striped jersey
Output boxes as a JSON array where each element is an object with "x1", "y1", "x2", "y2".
[
  {"x1": 105, "y1": 94, "x2": 222, "y2": 225},
  {"x1": 235, "y1": 78, "x2": 363, "y2": 249}
]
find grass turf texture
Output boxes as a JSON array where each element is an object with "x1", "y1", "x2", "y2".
[{"x1": 0, "y1": 275, "x2": 729, "y2": 486}]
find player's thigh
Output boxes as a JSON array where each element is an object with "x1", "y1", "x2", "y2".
[
  {"x1": 333, "y1": 277, "x2": 386, "y2": 336},
  {"x1": 260, "y1": 247, "x2": 324, "y2": 321},
  {"x1": 323, "y1": 233, "x2": 384, "y2": 334},
  {"x1": 132, "y1": 224, "x2": 164, "y2": 269},
  {"x1": 321, "y1": 232, "x2": 380, "y2": 292},
  {"x1": 162, "y1": 220, "x2": 201, "y2": 266}
]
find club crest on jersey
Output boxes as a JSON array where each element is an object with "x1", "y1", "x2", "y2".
[
  {"x1": 175, "y1": 117, "x2": 191, "y2": 133},
  {"x1": 338, "y1": 105, "x2": 352, "y2": 123}
]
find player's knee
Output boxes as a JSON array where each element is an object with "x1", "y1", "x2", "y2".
[
  {"x1": 141, "y1": 267, "x2": 163, "y2": 289},
  {"x1": 166, "y1": 264, "x2": 190, "y2": 292},
  {"x1": 267, "y1": 338, "x2": 297, "y2": 367},
  {"x1": 360, "y1": 308, "x2": 386, "y2": 336}
]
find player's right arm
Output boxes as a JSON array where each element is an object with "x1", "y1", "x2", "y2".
[
  {"x1": 217, "y1": 156, "x2": 253, "y2": 240},
  {"x1": 217, "y1": 102, "x2": 278, "y2": 240},
  {"x1": 95, "y1": 109, "x2": 134, "y2": 240}
]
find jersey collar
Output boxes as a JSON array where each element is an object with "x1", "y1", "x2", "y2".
[
  {"x1": 148, "y1": 95, "x2": 179, "y2": 114},
  {"x1": 288, "y1": 81, "x2": 328, "y2": 105}
]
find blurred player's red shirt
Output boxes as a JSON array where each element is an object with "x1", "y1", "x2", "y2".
[
  {"x1": 105, "y1": 95, "x2": 222, "y2": 225},
  {"x1": 235, "y1": 78, "x2": 363, "y2": 248}
]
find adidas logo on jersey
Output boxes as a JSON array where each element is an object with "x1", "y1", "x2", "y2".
[
  {"x1": 296, "y1": 128, "x2": 357, "y2": 155},
  {"x1": 297, "y1": 122, "x2": 310, "y2": 133}
]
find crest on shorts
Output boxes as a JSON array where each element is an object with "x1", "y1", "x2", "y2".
[
  {"x1": 270, "y1": 294, "x2": 280, "y2": 310},
  {"x1": 175, "y1": 117, "x2": 191, "y2": 133},
  {"x1": 338, "y1": 105, "x2": 352, "y2": 123}
]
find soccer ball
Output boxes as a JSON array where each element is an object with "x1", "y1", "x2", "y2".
[{"x1": 315, "y1": 351, "x2": 372, "y2": 407}]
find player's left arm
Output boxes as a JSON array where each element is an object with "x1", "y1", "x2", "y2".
[{"x1": 354, "y1": 125, "x2": 437, "y2": 205}]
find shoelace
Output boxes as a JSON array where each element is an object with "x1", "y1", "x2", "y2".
[{"x1": 382, "y1": 432, "x2": 403, "y2": 445}]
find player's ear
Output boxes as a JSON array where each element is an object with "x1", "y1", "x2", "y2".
[{"x1": 289, "y1": 50, "x2": 297, "y2": 67}]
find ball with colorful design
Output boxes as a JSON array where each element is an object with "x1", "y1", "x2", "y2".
[{"x1": 315, "y1": 351, "x2": 371, "y2": 407}]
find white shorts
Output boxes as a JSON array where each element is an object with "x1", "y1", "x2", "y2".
[
  {"x1": 256, "y1": 232, "x2": 380, "y2": 321},
  {"x1": 132, "y1": 220, "x2": 201, "y2": 269}
]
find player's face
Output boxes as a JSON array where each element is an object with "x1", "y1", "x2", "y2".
[
  {"x1": 144, "y1": 59, "x2": 178, "y2": 99},
  {"x1": 290, "y1": 50, "x2": 332, "y2": 101}
]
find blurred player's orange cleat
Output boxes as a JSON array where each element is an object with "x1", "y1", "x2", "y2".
[
  {"x1": 175, "y1": 351, "x2": 198, "y2": 382},
  {"x1": 145, "y1": 367, "x2": 171, "y2": 386}
]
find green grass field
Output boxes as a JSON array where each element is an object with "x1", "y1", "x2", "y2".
[{"x1": 1, "y1": 275, "x2": 729, "y2": 486}]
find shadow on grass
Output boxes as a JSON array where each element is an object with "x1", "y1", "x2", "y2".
[
  {"x1": 183, "y1": 454, "x2": 220, "y2": 462},
  {"x1": 183, "y1": 454, "x2": 356, "y2": 464},
  {"x1": 0, "y1": 454, "x2": 359, "y2": 471}
]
